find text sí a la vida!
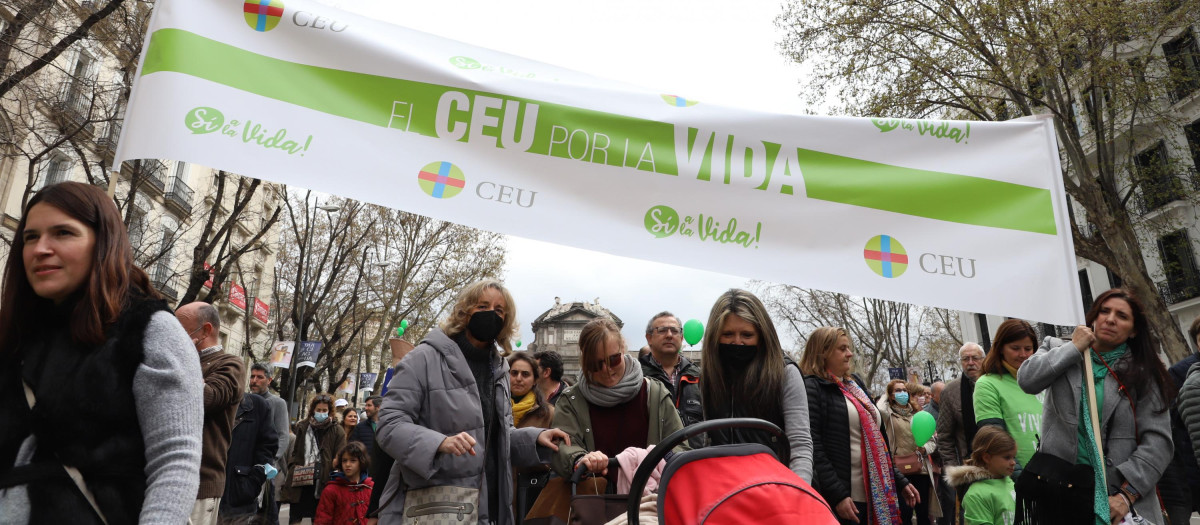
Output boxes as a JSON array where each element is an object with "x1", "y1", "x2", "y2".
[{"x1": 185, "y1": 107, "x2": 313, "y2": 156}]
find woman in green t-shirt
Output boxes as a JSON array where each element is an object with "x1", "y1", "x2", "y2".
[{"x1": 973, "y1": 319, "x2": 1042, "y2": 471}]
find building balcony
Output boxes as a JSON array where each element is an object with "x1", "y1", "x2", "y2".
[
  {"x1": 93, "y1": 121, "x2": 120, "y2": 157},
  {"x1": 50, "y1": 83, "x2": 92, "y2": 124},
  {"x1": 138, "y1": 160, "x2": 168, "y2": 195},
  {"x1": 150, "y1": 264, "x2": 180, "y2": 302},
  {"x1": 1157, "y1": 271, "x2": 1200, "y2": 305},
  {"x1": 165, "y1": 177, "x2": 193, "y2": 216},
  {"x1": 1131, "y1": 167, "x2": 1200, "y2": 216}
]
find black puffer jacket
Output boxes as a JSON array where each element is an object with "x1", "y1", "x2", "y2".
[
  {"x1": 804, "y1": 373, "x2": 911, "y2": 506},
  {"x1": 639, "y1": 353, "x2": 703, "y2": 448}
]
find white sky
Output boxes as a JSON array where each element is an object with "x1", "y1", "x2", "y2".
[{"x1": 321, "y1": 0, "x2": 812, "y2": 348}]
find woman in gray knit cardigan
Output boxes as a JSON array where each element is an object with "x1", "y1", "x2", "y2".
[{"x1": 0, "y1": 182, "x2": 204, "y2": 524}]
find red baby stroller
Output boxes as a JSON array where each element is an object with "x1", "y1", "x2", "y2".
[{"x1": 624, "y1": 418, "x2": 838, "y2": 525}]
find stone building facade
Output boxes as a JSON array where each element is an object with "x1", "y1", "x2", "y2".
[{"x1": 527, "y1": 297, "x2": 624, "y2": 382}]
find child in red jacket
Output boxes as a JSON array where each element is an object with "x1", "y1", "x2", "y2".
[{"x1": 315, "y1": 442, "x2": 374, "y2": 525}]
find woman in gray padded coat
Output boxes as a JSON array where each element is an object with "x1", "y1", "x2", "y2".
[
  {"x1": 1018, "y1": 288, "x2": 1173, "y2": 525},
  {"x1": 375, "y1": 280, "x2": 569, "y2": 525}
]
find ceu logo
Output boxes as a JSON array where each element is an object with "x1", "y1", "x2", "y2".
[
  {"x1": 243, "y1": 0, "x2": 285, "y2": 32},
  {"x1": 418, "y1": 161, "x2": 466, "y2": 199},
  {"x1": 661, "y1": 94, "x2": 699, "y2": 107},
  {"x1": 864, "y1": 235, "x2": 908, "y2": 278}
]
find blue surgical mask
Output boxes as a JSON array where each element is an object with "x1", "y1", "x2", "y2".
[
  {"x1": 894, "y1": 392, "x2": 910, "y2": 405},
  {"x1": 313, "y1": 412, "x2": 329, "y2": 423}
]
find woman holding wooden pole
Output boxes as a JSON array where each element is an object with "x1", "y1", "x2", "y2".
[{"x1": 1017, "y1": 288, "x2": 1174, "y2": 524}]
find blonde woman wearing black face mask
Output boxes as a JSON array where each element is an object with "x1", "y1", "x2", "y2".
[{"x1": 375, "y1": 280, "x2": 569, "y2": 525}]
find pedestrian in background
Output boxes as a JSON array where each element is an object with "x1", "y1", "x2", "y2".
[{"x1": 283, "y1": 394, "x2": 347, "y2": 524}]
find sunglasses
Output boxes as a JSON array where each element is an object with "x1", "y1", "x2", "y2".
[
  {"x1": 509, "y1": 369, "x2": 533, "y2": 379},
  {"x1": 589, "y1": 353, "x2": 623, "y2": 372},
  {"x1": 651, "y1": 326, "x2": 681, "y2": 335}
]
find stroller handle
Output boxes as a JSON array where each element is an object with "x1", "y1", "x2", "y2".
[
  {"x1": 570, "y1": 457, "x2": 621, "y2": 494},
  {"x1": 625, "y1": 418, "x2": 786, "y2": 525}
]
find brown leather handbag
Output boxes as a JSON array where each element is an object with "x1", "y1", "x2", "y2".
[{"x1": 893, "y1": 453, "x2": 923, "y2": 474}]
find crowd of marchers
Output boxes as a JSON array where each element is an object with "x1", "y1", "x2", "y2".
[{"x1": 4, "y1": 182, "x2": 1200, "y2": 525}]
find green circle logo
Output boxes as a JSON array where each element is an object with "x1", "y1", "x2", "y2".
[
  {"x1": 450, "y1": 56, "x2": 482, "y2": 70},
  {"x1": 417, "y1": 162, "x2": 466, "y2": 199},
  {"x1": 243, "y1": 0, "x2": 285, "y2": 32},
  {"x1": 864, "y1": 235, "x2": 908, "y2": 278},
  {"x1": 644, "y1": 205, "x2": 679, "y2": 238},
  {"x1": 184, "y1": 107, "x2": 224, "y2": 134}
]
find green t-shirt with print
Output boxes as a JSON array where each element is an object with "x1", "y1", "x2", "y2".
[
  {"x1": 974, "y1": 371, "x2": 1043, "y2": 467},
  {"x1": 963, "y1": 477, "x2": 1016, "y2": 525}
]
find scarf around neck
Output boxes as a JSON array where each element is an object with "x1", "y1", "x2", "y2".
[
  {"x1": 1078, "y1": 343, "x2": 1129, "y2": 525},
  {"x1": 576, "y1": 354, "x2": 643, "y2": 407},
  {"x1": 833, "y1": 373, "x2": 901, "y2": 525},
  {"x1": 511, "y1": 391, "x2": 537, "y2": 426}
]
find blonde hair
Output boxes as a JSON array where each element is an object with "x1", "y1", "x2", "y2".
[
  {"x1": 578, "y1": 318, "x2": 625, "y2": 384},
  {"x1": 799, "y1": 327, "x2": 851, "y2": 379},
  {"x1": 439, "y1": 279, "x2": 518, "y2": 356},
  {"x1": 966, "y1": 426, "x2": 1017, "y2": 468}
]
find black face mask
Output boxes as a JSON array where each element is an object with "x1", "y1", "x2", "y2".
[
  {"x1": 467, "y1": 310, "x2": 504, "y2": 343},
  {"x1": 718, "y1": 343, "x2": 758, "y2": 370}
]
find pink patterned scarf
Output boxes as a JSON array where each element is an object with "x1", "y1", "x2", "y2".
[{"x1": 834, "y1": 374, "x2": 901, "y2": 525}]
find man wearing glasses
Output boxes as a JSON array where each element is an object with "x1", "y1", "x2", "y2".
[
  {"x1": 639, "y1": 312, "x2": 704, "y2": 447},
  {"x1": 934, "y1": 342, "x2": 985, "y2": 524}
]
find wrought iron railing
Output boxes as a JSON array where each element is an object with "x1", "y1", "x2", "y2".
[
  {"x1": 1157, "y1": 270, "x2": 1200, "y2": 305},
  {"x1": 1132, "y1": 167, "x2": 1199, "y2": 215},
  {"x1": 165, "y1": 176, "x2": 193, "y2": 215}
]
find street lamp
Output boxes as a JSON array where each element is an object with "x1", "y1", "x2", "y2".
[
  {"x1": 285, "y1": 201, "x2": 340, "y2": 420},
  {"x1": 354, "y1": 258, "x2": 393, "y2": 404}
]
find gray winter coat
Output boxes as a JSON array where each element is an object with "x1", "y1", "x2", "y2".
[
  {"x1": 1017, "y1": 338, "x2": 1172, "y2": 523},
  {"x1": 375, "y1": 328, "x2": 550, "y2": 525}
]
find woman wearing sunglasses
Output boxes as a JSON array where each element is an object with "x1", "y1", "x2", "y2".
[{"x1": 551, "y1": 317, "x2": 687, "y2": 484}]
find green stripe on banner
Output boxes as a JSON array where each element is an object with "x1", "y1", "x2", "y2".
[
  {"x1": 796, "y1": 148, "x2": 1057, "y2": 235},
  {"x1": 142, "y1": 28, "x2": 1058, "y2": 235},
  {"x1": 142, "y1": 28, "x2": 680, "y2": 174}
]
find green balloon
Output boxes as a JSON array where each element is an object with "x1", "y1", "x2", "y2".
[
  {"x1": 400, "y1": 319, "x2": 409, "y2": 330},
  {"x1": 396, "y1": 326, "x2": 405, "y2": 337},
  {"x1": 516, "y1": 341, "x2": 522, "y2": 348},
  {"x1": 911, "y1": 410, "x2": 936, "y2": 447},
  {"x1": 683, "y1": 319, "x2": 704, "y2": 346}
]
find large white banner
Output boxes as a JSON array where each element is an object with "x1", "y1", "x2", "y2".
[{"x1": 115, "y1": 0, "x2": 1084, "y2": 325}]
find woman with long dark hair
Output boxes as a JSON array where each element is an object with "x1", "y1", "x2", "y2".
[
  {"x1": 0, "y1": 182, "x2": 203, "y2": 524},
  {"x1": 699, "y1": 288, "x2": 813, "y2": 481},
  {"x1": 1018, "y1": 288, "x2": 1174, "y2": 524}
]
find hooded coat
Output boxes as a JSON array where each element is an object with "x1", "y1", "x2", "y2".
[
  {"x1": 314, "y1": 472, "x2": 374, "y2": 525},
  {"x1": 375, "y1": 328, "x2": 550, "y2": 525}
]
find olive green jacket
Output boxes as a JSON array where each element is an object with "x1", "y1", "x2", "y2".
[{"x1": 549, "y1": 378, "x2": 688, "y2": 478}]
